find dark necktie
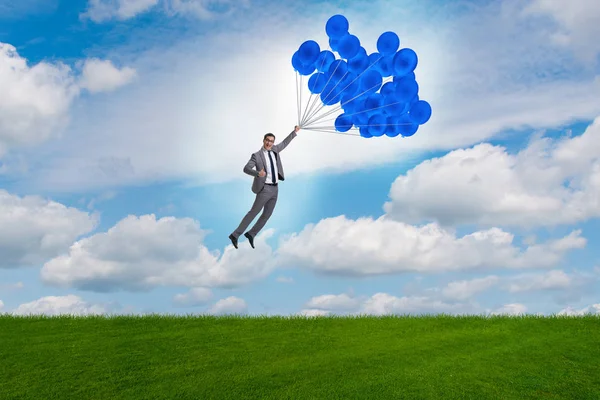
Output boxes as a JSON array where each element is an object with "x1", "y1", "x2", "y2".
[{"x1": 268, "y1": 151, "x2": 276, "y2": 184}]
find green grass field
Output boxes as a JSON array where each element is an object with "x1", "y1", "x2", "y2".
[{"x1": 1, "y1": 313, "x2": 599, "y2": 399}]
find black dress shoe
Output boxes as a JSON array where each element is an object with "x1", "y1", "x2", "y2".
[
  {"x1": 244, "y1": 232, "x2": 255, "y2": 248},
  {"x1": 228, "y1": 234, "x2": 238, "y2": 249}
]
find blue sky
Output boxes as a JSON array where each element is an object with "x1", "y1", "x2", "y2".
[{"x1": 1, "y1": 0, "x2": 600, "y2": 317}]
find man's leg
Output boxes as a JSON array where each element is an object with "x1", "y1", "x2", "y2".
[
  {"x1": 231, "y1": 189, "x2": 271, "y2": 239},
  {"x1": 246, "y1": 186, "x2": 278, "y2": 238}
]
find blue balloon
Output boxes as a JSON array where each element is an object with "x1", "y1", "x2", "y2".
[
  {"x1": 368, "y1": 52, "x2": 383, "y2": 68},
  {"x1": 335, "y1": 113, "x2": 353, "y2": 132},
  {"x1": 321, "y1": 82, "x2": 342, "y2": 105},
  {"x1": 298, "y1": 40, "x2": 320, "y2": 65},
  {"x1": 382, "y1": 95, "x2": 407, "y2": 116},
  {"x1": 341, "y1": 94, "x2": 363, "y2": 113},
  {"x1": 393, "y1": 48, "x2": 418, "y2": 77},
  {"x1": 291, "y1": 14, "x2": 430, "y2": 139},
  {"x1": 359, "y1": 126, "x2": 372, "y2": 138},
  {"x1": 364, "y1": 93, "x2": 384, "y2": 113},
  {"x1": 393, "y1": 71, "x2": 415, "y2": 85},
  {"x1": 385, "y1": 116, "x2": 402, "y2": 137},
  {"x1": 378, "y1": 54, "x2": 395, "y2": 77},
  {"x1": 380, "y1": 81, "x2": 396, "y2": 98},
  {"x1": 328, "y1": 59, "x2": 348, "y2": 81},
  {"x1": 329, "y1": 37, "x2": 340, "y2": 52},
  {"x1": 377, "y1": 31, "x2": 400, "y2": 55},
  {"x1": 348, "y1": 53, "x2": 368, "y2": 75},
  {"x1": 337, "y1": 34, "x2": 360, "y2": 59},
  {"x1": 368, "y1": 113, "x2": 387, "y2": 137},
  {"x1": 408, "y1": 100, "x2": 432, "y2": 124},
  {"x1": 326, "y1": 15, "x2": 349, "y2": 39},
  {"x1": 315, "y1": 51, "x2": 335, "y2": 73},
  {"x1": 397, "y1": 114, "x2": 418, "y2": 136},
  {"x1": 308, "y1": 72, "x2": 328, "y2": 94},
  {"x1": 410, "y1": 93, "x2": 419, "y2": 105},
  {"x1": 354, "y1": 46, "x2": 368, "y2": 58},
  {"x1": 292, "y1": 51, "x2": 315, "y2": 75},
  {"x1": 359, "y1": 69, "x2": 382, "y2": 93},
  {"x1": 394, "y1": 76, "x2": 419, "y2": 102},
  {"x1": 337, "y1": 71, "x2": 359, "y2": 97},
  {"x1": 353, "y1": 111, "x2": 369, "y2": 128}
]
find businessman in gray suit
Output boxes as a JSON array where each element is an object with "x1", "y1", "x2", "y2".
[{"x1": 229, "y1": 125, "x2": 301, "y2": 249}]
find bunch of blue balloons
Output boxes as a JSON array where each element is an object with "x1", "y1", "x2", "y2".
[{"x1": 292, "y1": 14, "x2": 432, "y2": 138}]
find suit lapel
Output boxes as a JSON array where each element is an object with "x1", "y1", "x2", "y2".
[
  {"x1": 258, "y1": 148, "x2": 266, "y2": 169},
  {"x1": 258, "y1": 148, "x2": 281, "y2": 177}
]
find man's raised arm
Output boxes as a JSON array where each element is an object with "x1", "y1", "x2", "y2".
[{"x1": 271, "y1": 125, "x2": 300, "y2": 153}]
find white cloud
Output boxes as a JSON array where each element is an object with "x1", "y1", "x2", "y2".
[
  {"x1": 0, "y1": 42, "x2": 78, "y2": 156},
  {"x1": 441, "y1": 276, "x2": 500, "y2": 301},
  {"x1": 490, "y1": 303, "x2": 527, "y2": 316},
  {"x1": 384, "y1": 117, "x2": 600, "y2": 228},
  {"x1": 275, "y1": 215, "x2": 585, "y2": 276},
  {"x1": 0, "y1": 0, "x2": 59, "y2": 19},
  {"x1": 0, "y1": 190, "x2": 98, "y2": 269},
  {"x1": 0, "y1": 281, "x2": 24, "y2": 291},
  {"x1": 82, "y1": 0, "x2": 159, "y2": 22},
  {"x1": 173, "y1": 287, "x2": 213, "y2": 307},
  {"x1": 17, "y1": 1, "x2": 600, "y2": 193},
  {"x1": 522, "y1": 0, "x2": 600, "y2": 64},
  {"x1": 276, "y1": 276, "x2": 294, "y2": 283},
  {"x1": 558, "y1": 303, "x2": 600, "y2": 316},
  {"x1": 86, "y1": 190, "x2": 118, "y2": 210},
  {"x1": 403, "y1": 268, "x2": 600, "y2": 309},
  {"x1": 207, "y1": 296, "x2": 247, "y2": 315},
  {"x1": 360, "y1": 293, "x2": 477, "y2": 315},
  {"x1": 0, "y1": 299, "x2": 4, "y2": 311},
  {"x1": 301, "y1": 292, "x2": 479, "y2": 316},
  {"x1": 82, "y1": 0, "x2": 249, "y2": 22},
  {"x1": 0, "y1": 42, "x2": 137, "y2": 157},
  {"x1": 165, "y1": 0, "x2": 250, "y2": 19},
  {"x1": 506, "y1": 270, "x2": 573, "y2": 293},
  {"x1": 11, "y1": 294, "x2": 114, "y2": 316},
  {"x1": 304, "y1": 293, "x2": 362, "y2": 312},
  {"x1": 78, "y1": 59, "x2": 137, "y2": 94},
  {"x1": 299, "y1": 308, "x2": 330, "y2": 317},
  {"x1": 40, "y1": 214, "x2": 277, "y2": 292},
  {"x1": 297, "y1": 272, "x2": 599, "y2": 317}
]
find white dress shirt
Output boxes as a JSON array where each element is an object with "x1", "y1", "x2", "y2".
[{"x1": 262, "y1": 148, "x2": 279, "y2": 184}]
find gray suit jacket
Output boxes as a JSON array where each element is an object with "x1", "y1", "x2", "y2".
[{"x1": 243, "y1": 130, "x2": 297, "y2": 194}]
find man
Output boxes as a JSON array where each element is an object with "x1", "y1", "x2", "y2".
[{"x1": 229, "y1": 125, "x2": 301, "y2": 249}]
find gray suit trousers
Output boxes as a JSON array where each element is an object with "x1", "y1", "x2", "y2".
[{"x1": 232, "y1": 184, "x2": 278, "y2": 238}]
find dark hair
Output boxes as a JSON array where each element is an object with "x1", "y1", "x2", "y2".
[{"x1": 264, "y1": 133, "x2": 275, "y2": 140}]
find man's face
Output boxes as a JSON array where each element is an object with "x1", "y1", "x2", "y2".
[{"x1": 264, "y1": 136, "x2": 274, "y2": 150}]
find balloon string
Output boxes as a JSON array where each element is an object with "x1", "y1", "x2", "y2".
[
  {"x1": 301, "y1": 58, "x2": 343, "y2": 124},
  {"x1": 302, "y1": 89, "x2": 323, "y2": 127},
  {"x1": 303, "y1": 73, "x2": 393, "y2": 127},
  {"x1": 299, "y1": 53, "x2": 330, "y2": 126},
  {"x1": 317, "y1": 54, "x2": 383, "y2": 110},
  {"x1": 301, "y1": 58, "x2": 343, "y2": 126},
  {"x1": 300, "y1": 75, "x2": 303, "y2": 126},
  {"x1": 305, "y1": 99, "x2": 409, "y2": 126},
  {"x1": 296, "y1": 72, "x2": 301, "y2": 125},
  {"x1": 303, "y1": 75, "x2": 395, "y2": 127},
  {"x1": 305, "y1": 54, "x2": 382, "y2": 122},
  {"x1": 303, "y1": 54, "x2": 385, "y2": 126},
  {"x1": 304, "y1": 122, "x2": 416, "y2": 129},
  {"x1": 302, "y1": 81, "x2": 331, "y2": 126},
  {"x1": 301, "y1": 127, "x2": 363, "y2": 137}
]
